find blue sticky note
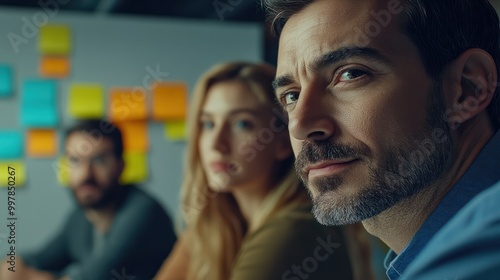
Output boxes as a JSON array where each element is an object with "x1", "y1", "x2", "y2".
[
  {"x1": 0, "y1": 65, "x2": 13, "y2": 97},
  {"x1": 0, "y1": 131, "x2": 23, "y2": 159},
  {"x1": 21, "y1": 80, "x2": 58, "y2": 128}
]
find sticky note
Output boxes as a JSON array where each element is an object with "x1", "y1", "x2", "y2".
[
  {"x1": 26, "y1": 130, "x2": 58, "y2": 158},
  {"x1": 109, "y1": 88, "x2": 147, "y2": 122},
  {"x1": 21, "y1": 79, "x2": 58, "y2": 127},
  {"x1": 39, "y1": 24, "x2": 71, "y2": 55},
  {"x1": 0, "y1": 65, "x2": 13, "y2": 97},
  {"x1": 116, "y1": 122, "x2": 149, "y2": 152},
  {"x1": 0, "y1": 131, "x2": 23, "y2": 159},
  {"x1": 69, "y1": 83, "x2": 104, "y2": 119},
  {"x1": 54, "y1": 156, "x2": 70, "y2": 186},
  {"x1": 40, "y1": 56, "x2": 70, "y2": 78},
  {"x1": 120, "y1": 152, "x2": 148, "y2": 184},
  {"x1": 165, "y1": 120, "x2": 186, "y2": 141},
  {"x1": 152, "y1": 82, "x2": 187, "y2": 121},
  {"x1": 0, "y1": 161, "x2": 26, "y2": 187}
]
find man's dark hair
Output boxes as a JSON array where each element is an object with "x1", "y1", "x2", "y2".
[
  {"x1": 65, "y1": 119, "x2": 124, "y2": 158},
  {"x1": 262, "y1": 0, "x2": 500, "y2": 129}
]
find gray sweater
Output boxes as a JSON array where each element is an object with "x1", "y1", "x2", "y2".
[{"x1": 23, "y1": 185, "x2": 176, "y2": 280}]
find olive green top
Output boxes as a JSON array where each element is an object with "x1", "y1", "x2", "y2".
[{"x1": 230, "y1": 204, "x2": 354, "y2": 280}]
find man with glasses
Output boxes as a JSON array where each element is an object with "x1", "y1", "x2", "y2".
[{"x1": 1, "y1": 119, "x2": 176, "y2": 280}]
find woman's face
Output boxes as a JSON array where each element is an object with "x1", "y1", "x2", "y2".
[{"x1": 198, "y1": 80, "x2": 290, "y2": 192}]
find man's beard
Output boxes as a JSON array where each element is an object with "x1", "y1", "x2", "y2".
[
  {"x1": 295, "y1": 85, "x2": 455, "y2": 225},
  {"x1": 71, "y1": 179, "x2": 121, "y2": 210}
]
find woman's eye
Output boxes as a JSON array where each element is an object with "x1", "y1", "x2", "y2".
[
  {"x1": 338, "y1": 69, "x2": 368, "y2": 82},
  {"x1": 235, "y1": 120, "x2": 253, "y2": 129},
  {"x1": 200, "y1": 120, "x2": 214, "y2": 130},
  {"x1": 281, "y1": 91, "x2": 299, "y2": 106}
]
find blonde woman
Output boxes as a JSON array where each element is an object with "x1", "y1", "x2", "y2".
[{"x1": 154, "y1": 62, "x2": 372, "y2": 280}]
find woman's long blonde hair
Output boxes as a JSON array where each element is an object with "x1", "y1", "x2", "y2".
[{"x1": 180, "y1": 62, "x2": 309, "y2": 280}]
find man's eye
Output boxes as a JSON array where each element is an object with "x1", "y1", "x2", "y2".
[
  {"x1": 338, "y1": 69, "x2": 368, "y2": 82},
  {"x1": 280, "y1": 91, "x2": 299, "y2": 105},
  {"x1": 92, "y1": 156, "x2": 107, "y2": 165},
  {"x1": 67, "y1": 156, "x2": 80, "y2": 165}
]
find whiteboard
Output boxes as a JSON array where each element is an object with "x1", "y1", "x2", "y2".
[{"x1": 0, "y1": 6, "x2": 262, "y2": 255}]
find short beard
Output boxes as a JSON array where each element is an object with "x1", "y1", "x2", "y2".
[
  {"x1": 71, "y1": 181, "x2": 122, "y2": 210},
  {"x1": 295, "y1": 84, "x2": 455, "y2": 225}
]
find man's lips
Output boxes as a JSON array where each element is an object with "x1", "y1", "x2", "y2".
[{"x1": 304, "y1": 159, "x2": 359, "y2": 178}]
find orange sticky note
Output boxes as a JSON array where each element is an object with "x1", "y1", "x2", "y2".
[
  {"x1": 152, "y1": 82, "x2": 187, "y2": 121},
  {"x1": 109, "y1": 88, "x2": 147, "y2": 122},
  {"x1": 40, "y1": 56, "x2": 70, "y2": 78},
  {"x1": 27, "y1": 129, "x2": 58, "y2": 158},
  {"x1": 116, "y1": 122, "x2": 149, "y2": 152}
]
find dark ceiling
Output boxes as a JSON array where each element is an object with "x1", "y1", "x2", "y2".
[
  {"x1": 0, "y1": 0, "x2": 266, "y2": 22},
  {"x1": 0, "y1": 0, "x2": 278, "y2": 63}
]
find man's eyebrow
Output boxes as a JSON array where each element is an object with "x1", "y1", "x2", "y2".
[
  {"x1": 272, "y1": 74, "x2": 295, "y2": 91},
  {"x1": 200, "y1": 108, "x2": 261, "y2": 117},
  {"x1": 313, "y1": 46, "x2": 391, "y2": 71},
  {"x1": 273, "y1": 47, "x2": 391, "y2": 91}
]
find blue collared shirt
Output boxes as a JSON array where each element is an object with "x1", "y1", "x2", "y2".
[{"x1": 384, "y1": 130, "x2": 500, "y2": 280}]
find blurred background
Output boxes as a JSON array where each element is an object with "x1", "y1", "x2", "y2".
[{"x1": 0, "y1": 0, "x2": 269, "y2": 259}]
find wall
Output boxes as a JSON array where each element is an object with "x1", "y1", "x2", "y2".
[{"x1": 0, "y1": 6, "x2": 262, "y2": 256}]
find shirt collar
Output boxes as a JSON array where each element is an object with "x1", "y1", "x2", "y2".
[{"x1": 384, "y1": 129, "x2": 500, "y2": 279}]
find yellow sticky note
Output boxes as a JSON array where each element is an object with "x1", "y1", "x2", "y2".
[
  {"x1": 54, "y1": 156, "x2": 70, "y2": 186},
  {"x1": 116, "y1": 122, "x2": 149, "y2": 152},
  {"x1": 152, "y1": 82, "x2": 187, "y2": 121},
  {"x1": 39, "y1": 24, "x2": 71, "y2": 55},
  {"x1": 0, "y1": 161, "x2": 26, "y2": 187},
  {"x1": 165, "y1": 120, "x2": 186, "y2": 141},
  {"x1": 109, "y1": 88, "x2": 148, "y2": 122},
  {"x1": 69, "y1": 84, "x2": 104, "y2": 119},
  {"x1": 27, "y1": 129, "x2": 58, "y2": 158},
  {"x1": 40, "y1": 56, "x2": 70, "y2": 78},
  {"x1": 120, "y1": 152, "x2": 148, "y2": 184}
]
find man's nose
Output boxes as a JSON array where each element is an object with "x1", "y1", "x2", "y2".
[{"x1": 288, "y1": 86, "x2": 336, "y2": 142}]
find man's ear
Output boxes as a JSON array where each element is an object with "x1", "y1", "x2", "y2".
[{"x1": 442, "y1": 48, "x2": 497, "y2": 128}]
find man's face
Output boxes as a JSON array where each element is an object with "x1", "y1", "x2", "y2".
[
  {"x1": 65, "y1": 132, "x2": 124, "y2": 209},
  {"x1": 275, "y1": 0, "x2": 454, "y2": 225}
]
